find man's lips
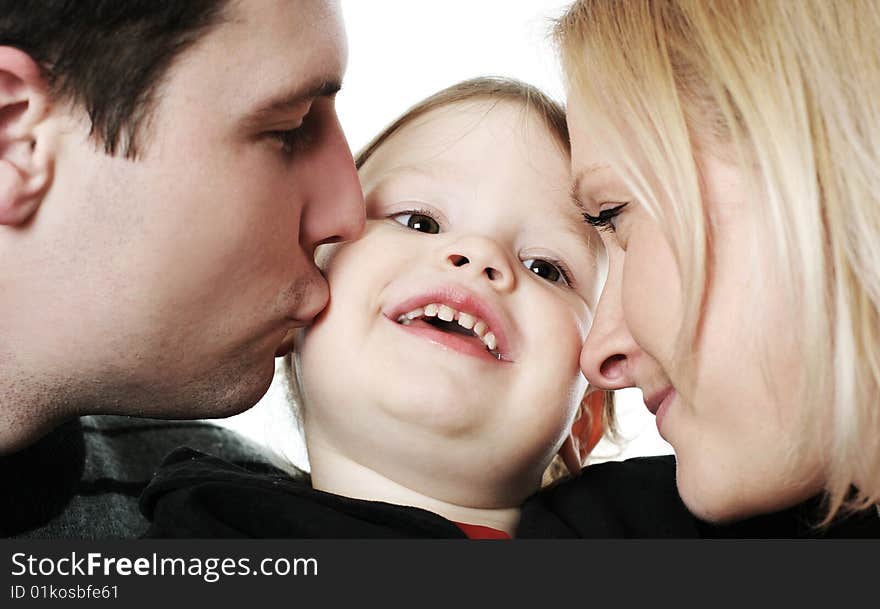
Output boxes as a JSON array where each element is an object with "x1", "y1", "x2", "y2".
[
  {"x1": 275, "y1": 267, "x2": 330, "y2": 357},
  {"x1": 384, "y1": 285, "x2": 515, "y2": 362}
]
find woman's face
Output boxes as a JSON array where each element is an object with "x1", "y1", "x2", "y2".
[{"x1": 568, "y1": 95, "x2": 825, "y2": 523}]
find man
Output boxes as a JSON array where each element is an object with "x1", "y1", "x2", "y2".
[{"x1": 0, "y1": 0, "x2": 364, "y2": 537}]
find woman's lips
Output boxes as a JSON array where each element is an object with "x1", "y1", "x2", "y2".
[{"x1": 645, "y1": 387, "x2": 676, "y2": 434}]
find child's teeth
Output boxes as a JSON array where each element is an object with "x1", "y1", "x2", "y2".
[
  {"x1": 438, "y1": 304, "x2": 455, "y2": 322},
  {"x1": 473, "y1": 320, "x2": 488, "y2": 338},
  {"x1": 483, "y1": 332, "x2": 497, "y2": 351},
  {"x1": 457, "y1": 313, "x2": 475, "y2": 330},
  {"x1": 396, "y1": 303, "x2": 501, "y2": 357}
]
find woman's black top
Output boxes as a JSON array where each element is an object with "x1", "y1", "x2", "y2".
[{"x1": 141, "y1": 449, "x2": 880, "y2": 538}]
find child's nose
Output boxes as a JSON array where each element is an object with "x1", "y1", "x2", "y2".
[{"x1": 442, "y1": 237, "x2": 515, "y2": 292}]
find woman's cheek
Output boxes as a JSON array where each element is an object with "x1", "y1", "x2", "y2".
[{"x1": 621, "y1": 222, "x2": 683, "y2": 361}]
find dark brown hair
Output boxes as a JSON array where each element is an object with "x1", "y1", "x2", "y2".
[{"x1": 0, "y1": 0, "x2": 229, "y2": 158}]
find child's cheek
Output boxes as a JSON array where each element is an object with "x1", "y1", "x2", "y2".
[
  {"x1": 537, "y1": 295, "x2": 590, "y2": 372},
  {"x1": 558, "y1": 294, "x2": 592, "y2": 343}
]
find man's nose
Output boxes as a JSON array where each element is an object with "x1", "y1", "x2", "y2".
[{"x1": 300, "y1": 113, "x2": 365, "y2": 251}]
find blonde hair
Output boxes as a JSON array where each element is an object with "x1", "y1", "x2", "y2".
[
  {"x1": 285, "y1": 76, "x2": 616, "y2": 481},
  {"x1": 556, "y1": 0, "x2": 880, "y2": 522}
]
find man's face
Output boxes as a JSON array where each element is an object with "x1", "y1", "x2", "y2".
[{"x1": 24, "y1": 0, "x2": 364, "y2": 418}]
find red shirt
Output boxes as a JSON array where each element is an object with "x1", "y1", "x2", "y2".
[{"x1": 454, "y1": 522, "x2": 512, "y2": 539}]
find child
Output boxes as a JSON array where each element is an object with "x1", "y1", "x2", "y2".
[{"x1": 141, "y1": 77, "x2": 613, "y2": 538}]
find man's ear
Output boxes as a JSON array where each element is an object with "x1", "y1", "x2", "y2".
[
  {"x1": 559, "y1": 387, "x2": 607, "y2": 475},
  {"x1": 0, "y1": 46, "x2": 53, "y2": 226}
]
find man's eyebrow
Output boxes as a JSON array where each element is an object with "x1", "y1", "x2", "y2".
[{"x1": 244, "y1": 77, "x2": 342, "y2": 126}]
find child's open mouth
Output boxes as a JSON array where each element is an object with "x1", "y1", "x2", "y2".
[{"x1": 395, "y1": 303, "x2": 503, "y2": 360}]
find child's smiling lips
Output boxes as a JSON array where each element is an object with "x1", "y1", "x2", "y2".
[
  {"x1": 397, "y1": 303, "x2": 498, "y2": 353},
  {"x1": 384, "y1": 285, "x2": 516, "y2": 363}
]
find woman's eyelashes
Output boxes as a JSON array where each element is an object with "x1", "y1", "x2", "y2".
[
  {"x1": 389, "y1": 210, "x2": 574, "y2": 288},
  {"x1": 583, "y1": 202, "x2": 628, "y2": 234}
]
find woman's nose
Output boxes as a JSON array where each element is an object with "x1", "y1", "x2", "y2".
[{"x1": 580, "y1": 268, "x2": 639, "y2": 390}]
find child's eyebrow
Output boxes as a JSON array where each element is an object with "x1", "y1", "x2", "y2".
[
  {"x1": 371, "y1": 161, "x2": 459, "y2": 184},
  {"x1": 361, "y1": 164, "x2": 443, "y2": 199}
]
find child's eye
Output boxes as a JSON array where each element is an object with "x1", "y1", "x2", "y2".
[
  {"x1": 391, "y1": 212, "x2": 441, "y2": 234},
  {"x1": 522, "y1": 258, "x2": 573, "y2": 287}
]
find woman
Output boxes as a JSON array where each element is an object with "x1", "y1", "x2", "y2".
[{"x1": 556, "y1": 0, "x2": 879, "y2": 525}]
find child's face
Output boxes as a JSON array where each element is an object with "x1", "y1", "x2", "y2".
[{"x1": 299, "y1": 100, "x2": 602, "y2": 506}]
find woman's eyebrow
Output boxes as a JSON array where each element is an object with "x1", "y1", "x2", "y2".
[
  {"x1": 570, "y1": 164, "x2": 620, "y2": 214},
  {"x1": 570, "y1": 165, "x2": 606, "y2": 211},
  {"x1": 569, "y1": 179, "x2": 589, "y2": 213}
]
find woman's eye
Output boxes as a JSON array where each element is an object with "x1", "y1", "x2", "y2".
[
  {"x1": 583, "y1": 202, "x2": 628, "y2": 234},
  {"x1": 523, "y1": 258, "x2": 565, "y2": 284},
  {"x1": 391, "y1": 212, "x2": 441, "y2": 234}
]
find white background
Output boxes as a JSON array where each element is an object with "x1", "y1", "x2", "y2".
[{"x1": 218, "y1": 0, "x2": 673, "y2": 469}]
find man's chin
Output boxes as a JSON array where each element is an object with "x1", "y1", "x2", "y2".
[
  {"x1": 175, "y1": 357, "x2": 276, "y2": 420},
  {"x1": 275, "y1": 324, "x2": 310, "y2": 357},
  {"x1": 275, "y1": 333, "x2": 296, "y2": 357}
]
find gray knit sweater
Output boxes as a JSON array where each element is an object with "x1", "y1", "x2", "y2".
[{"x1": 1, "y1": 415, "x2": 283, "y2": 538}]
